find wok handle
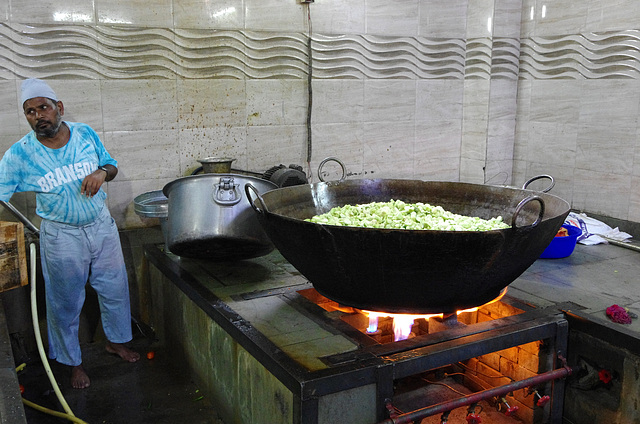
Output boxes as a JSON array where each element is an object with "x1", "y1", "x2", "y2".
[
  {"x1": 318, "y1": 157, "x2": 347, "y2": 182},
  {"x1": 522, "y1": 174, "x2": 555, "y2": 192},
  {"x1": 244, "y1": 183, "x2": 269, "y2": 215},
  {"x1": 511, "y1": 195, "x2": 545, "y2": 228}
]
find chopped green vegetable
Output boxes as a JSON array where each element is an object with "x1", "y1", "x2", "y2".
[{"x1": 305, "y1": 199, "x2": 509, "y2": 231}]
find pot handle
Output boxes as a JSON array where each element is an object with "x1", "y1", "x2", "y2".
[
  {"x1": 244, "y1": 183, "x2": 270, "y2": 215},
  {"x1": 511, "y1": 195, "x2": 545, "y2": 228},
  {"x1": 318, "y1": 157, "x2": 347, "y2": 182},
  {"x1": 522, "y1": 174, "x2": 555, "y2": 192}
]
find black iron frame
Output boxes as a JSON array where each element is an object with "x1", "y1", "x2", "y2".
[{"x1": 145, "y1": 244, "x2": 571, "y2": 424}]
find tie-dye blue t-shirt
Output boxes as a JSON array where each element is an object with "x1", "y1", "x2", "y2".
[{"x1": 0, "y1": 122, "x2": 117, "y2": 225}]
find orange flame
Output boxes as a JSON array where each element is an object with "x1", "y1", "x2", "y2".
[{"x1": 362, "y1": 288, "x2": 508, "y2": 341}]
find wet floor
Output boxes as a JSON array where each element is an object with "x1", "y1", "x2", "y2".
[{"x1": 16, "y1": 330, "x2": 226, "y2": 424}]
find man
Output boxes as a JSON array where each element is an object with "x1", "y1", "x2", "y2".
[{"x1": 0, "y1": 78, "x2": 139, "y2": 389}]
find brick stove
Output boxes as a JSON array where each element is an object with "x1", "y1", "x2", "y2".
[{"x1": 143, "y1": 246, "x2": 573, "y2": 424}]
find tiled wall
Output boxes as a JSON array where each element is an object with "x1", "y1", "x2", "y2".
[
  {"x1": 0, "y1": 0, "x2": 519, "y2": 229},
  {"x1": 0, "y1": 0, "x2": 638, "y2": 228},
  {"x1": 515, "y1": 0, "x2": 640, "y2": 222}
]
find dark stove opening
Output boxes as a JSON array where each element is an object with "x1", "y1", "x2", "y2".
[{"x1": 391, "y1": 365, "x2": 528, "y2": 424}]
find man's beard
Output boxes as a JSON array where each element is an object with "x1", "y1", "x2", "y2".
[{"x1": 33, "y1": 113, "x2": 63, "y2": 138}]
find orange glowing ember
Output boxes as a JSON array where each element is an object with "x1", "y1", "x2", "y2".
[{"x1": 362, "y1": 288, "x2": 508, "y2": 341}]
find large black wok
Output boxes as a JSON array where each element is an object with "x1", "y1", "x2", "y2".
[{"x1": 246, "y1": 178, "x2": 570, "y2": 314}]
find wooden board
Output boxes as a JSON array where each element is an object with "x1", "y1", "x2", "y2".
[{"x1": 0, "y1": 221, "x2": 28, "y2": 293}]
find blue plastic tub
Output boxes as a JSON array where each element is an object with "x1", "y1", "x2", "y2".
[{"x1": 540, "y1": 224, "x2": 581, "y2": 259}]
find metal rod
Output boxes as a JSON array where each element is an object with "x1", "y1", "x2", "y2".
[
  {"x1": 378, "y1": 364, "x2": 577, "y2": 424},
  {"x1": 0, "y1": 200, "x2": 39, "y2": 235},
  {"x1": 602, "y1": 237, "x2": 640, "y2": 253}
]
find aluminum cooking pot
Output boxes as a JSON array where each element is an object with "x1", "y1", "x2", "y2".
[
  {"x1": 163, "y1": 173, "x2": 277, "y2": 261},
  {"x1": 246, "y1": 178, "x2": 570, "y2": 314}
]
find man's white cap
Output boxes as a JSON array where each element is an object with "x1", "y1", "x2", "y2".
[{"x1": 21, "y1": 78, "x2": 59, "y2": 105}]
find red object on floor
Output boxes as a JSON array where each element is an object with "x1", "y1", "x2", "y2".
[
  {"x1": 598, "y1": 369, "x2": 612, "y2": 384},
  {"x1": 606, "y1": 305, "x2": 632, "y2": 324}
]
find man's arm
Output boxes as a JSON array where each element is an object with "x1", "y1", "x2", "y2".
[{"x1": 80, "y1": 164, "x2": 117, "y2": 197}]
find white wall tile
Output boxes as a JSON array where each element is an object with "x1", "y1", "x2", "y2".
[
  {"x1": 0, "y1": 81, "x2": 21, "y2": 137},
  {"x1": 366, "y1": 0, "x2": 419, "y2": 36},
  {"x1": 572, "y1": 169, "x2": 630, "y2": 219},
  {"x1": 519, "y1": 0, "x2": 535, "y2": 37},
  {"x1": 466, "y1": 0, "x2": 495, "y2": 38},
  {"x1": 363, "y1": 121, "x2": 414, "y2": 178},
  {"x1": 578, "y1": 80, "x2": 640, "y2": 129},
  {"x1": 585, "y1": 0, "x2": 640, "y2": 33},
  {"x1": 417, "y1": 80, "x2": 464, "y2": 123},
  {"x1": 526, "y1": 122, "x2": 578, "y2": 168},
  {"x1": 485, "y1": 121, "x2": 515, "y2": 182},
  {"x1": 461, "y1": 119, "x2": 488, "y2": 162},
  {"x1": 460, "y1": 158, "x2": 486, "y2": 184},
  {"x1": 493, "y1": 0, "x2": 523, "y2": 38},
  {"x1": 415, "y1": 120, "x2": 462, "y2": 180},
  {"x1": 531, "y1": 0, "x2": 587, "y2": 36},
  {"x1": 364, "y1": 80, "x2": 416, "y2": 123},
  {"x1": 575, "y1": 125, "x2": 635, "y2": 176},
  {"x1": 10, "y1": 0, "x2": 95, "y2": 24},
  {"x1": 173, "y1": 0, "x2": 244, "y2": 30},
  {"x1": 246, "y1": 80, "x2": 307, "y2": 126},
  {"x1": 307, "y1": 0, "x2": 365, "y2": 35},
  {"x1": 483, "y1": 159, "x2": 513, "y2": 185},
  {"x1": 246, "y1": 125, "x2": 308, "y2": 172},
  {"x1": 97, "y1": 0, "x2": 173, "y2": 26},
  {"x1": 244, "y1": 0, "x2": 306, "y2": 32},
  {"x1": 309, "y1": 123, "x2": 364, "y2": 181},
  {"x1": 178, "y1": 126, "x2": 247, "y2": 176},
  {"x1": 529, "y1": 80, "x2": 580, "y2": 124},
  {"x1": 629, "y1": 176, "x2": 640, "y2": 222},
  {"x1": 415, "y1": 120, "x2": 462, "y2": 159},
  {"x1": 414, "y1": 157, "x2": 460, "y2": 181},
  {"x1": 105, "y1": 130, "x2": 181, "y2": 182},
  {"x1": 56, "y1": 80, "x2": 104, "y2": 132},
  {"x1": 462, "y1": 79, "x2": 490, "y2": 121},
  {"x1": 488, "y1": 79, "x2": 518, "y2": 121},
  {"x1": 178, "y1": 79, "x2": 246, "y2": 129},
  {"x1": 420, "y1": 0, "x2": 468, "y2": 38},
  {"x1": 101, "y1": 80, "x2": 178, "y2": 132},
  {"x1": 312, "y1": 80, "x2": 364, "y2": 124},
  {"x1": 635, "y1": 127, "x2": 640, "y2": 177}
]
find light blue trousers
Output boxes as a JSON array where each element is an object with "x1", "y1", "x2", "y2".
[{"x1": 39, "y1": 207, "x2": 132, "y2": 366}]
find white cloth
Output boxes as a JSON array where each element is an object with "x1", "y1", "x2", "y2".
[
  {"x1": 21, "y1": 78, "x2": 58, "y2": 104},
  {"x1": 565, "y1": 212, "x2": 633, "y2": 245}
]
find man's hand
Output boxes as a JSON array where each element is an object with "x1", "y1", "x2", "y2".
[{"x1": 81, "y1": 169, "x2": 108, "y2": 197}]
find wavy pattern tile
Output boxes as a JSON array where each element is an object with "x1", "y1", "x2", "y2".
[
  {"x1": 0, "y1": 22, "x2": 474, "y2": 80},
  {"x1": 465, "y1": 38, "x2": 492, "y2": 79},
  {"x1": 520, "y1": 31, "x2": 640, "y2": 79},
  {"x1": 3, "y1": 22, "x2": 640, "y2": 81},
  {"x1": 491, "y1": 38, "x2": 520, "y2": 80},
  {"x1": 312, "y1": 34, "x2": 466, "y2": 79}
]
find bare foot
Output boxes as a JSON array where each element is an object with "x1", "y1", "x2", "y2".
[
  {"x1": 105, "y1": 342, "x2": 140, "y2": 363},
  {"x1": 71, "y1": 365, "x2": 90, "y2": 389}
]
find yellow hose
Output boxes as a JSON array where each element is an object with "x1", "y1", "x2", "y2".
[
  {"x1": 21, "y1": 398, "x2": 88, "y2": 424},
  {"x1": 25, "y1": 242, "x2": 88, "y2": 423}
]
